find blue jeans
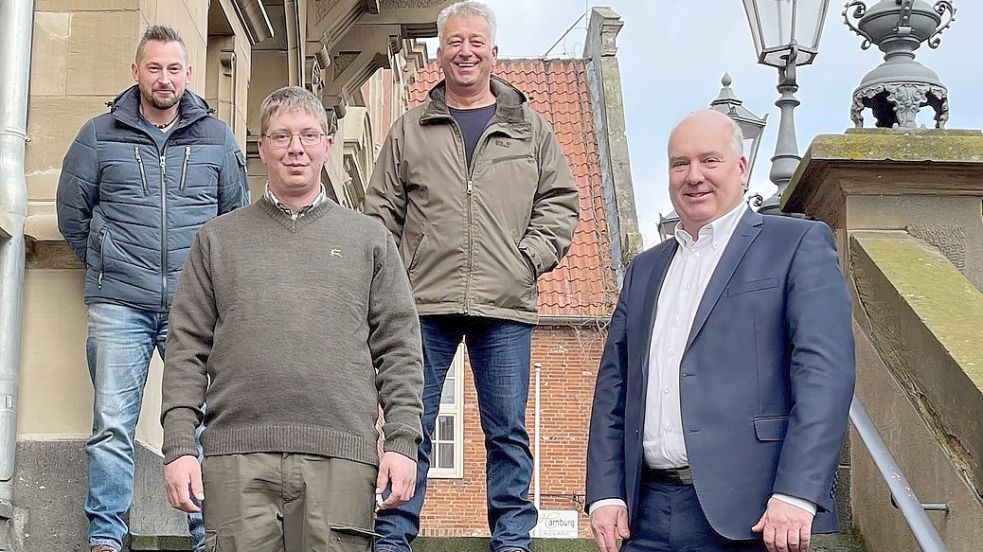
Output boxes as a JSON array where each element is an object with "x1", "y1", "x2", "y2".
[
  {"x1": 375, "y1": 315, "x2": 536, "y2": 552},
  {"x1": 84, "y1": 302, "x2": 205, "y2": 551}
]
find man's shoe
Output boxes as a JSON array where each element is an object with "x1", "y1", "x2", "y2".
[
  {"x1": 497, "y1": 548, "x2": 528, "y2": 552},
  {"x1": 91, "y1": 546, "x2": 119, "y2": 552}
]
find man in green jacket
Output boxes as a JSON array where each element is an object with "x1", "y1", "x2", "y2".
[{"x1": 364, "y1": 2, "x2": 579, "y2": 551}]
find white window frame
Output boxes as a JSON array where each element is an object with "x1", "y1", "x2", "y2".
[{"x1": 427, "y1": 343, "x2": 465, "y2": 479}]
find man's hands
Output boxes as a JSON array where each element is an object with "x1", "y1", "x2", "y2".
[
  {"x1": 590, "y1": 505, "x2": 630, "y2": 552},
  {"x1": 376, "y1": 451, "x2": 417, "y2": 509},
  {"x1": 752, "y1": 497, "x2": 815, "y2": 552},
  {"x1": 164, "y1": 455, "x2": 203, "y2": 513}
]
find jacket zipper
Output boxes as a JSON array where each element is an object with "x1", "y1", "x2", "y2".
[
  {"x1": 134, "y1": 146, "x2": 149, "y2": 194},
  {"x1": 454, "y1": 118, "x2": 499, "y2": 314},
  {"x1": 466, "y1": 176, "x2": 473, "y2": 313},
  {"x1": 97, "y1": 227, "x2": 108, "y2": 288},
  {"x1": 449, "y1": 119, "x2": 474, "y2": 314},
  {"x1": 179, "y1": 146, "x2": 191, "y2": 192},
  {"x1": 113, "y1": 111, "x2": 197, "y2": 310},
  {"x1": 159, "y1": 153, "x2": 168, "y2": 309}
]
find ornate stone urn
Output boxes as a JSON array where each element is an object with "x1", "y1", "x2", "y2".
[{"x1": 843, "y1": 0, "x2": 956, "y2": 128}]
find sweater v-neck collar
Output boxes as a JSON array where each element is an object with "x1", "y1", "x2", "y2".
[{"x1": 259, "y1": 195, "x2": 333, "y2": 231}]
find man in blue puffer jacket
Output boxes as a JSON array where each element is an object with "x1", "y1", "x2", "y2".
[{"x1": 56, "y1": 25, "x2": 249, "y2": 552}]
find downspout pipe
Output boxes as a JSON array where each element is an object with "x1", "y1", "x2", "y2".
[{"x1": 0, "y1": 0, "x2": 35, "y2": 546}]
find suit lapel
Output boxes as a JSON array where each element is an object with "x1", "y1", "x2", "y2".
[
  {"x1": 684, "y1": 209, "x2": 763, "y2": 351},
  {"x1": 638, "y1": 241, "x2": 678, "y2": 392}
]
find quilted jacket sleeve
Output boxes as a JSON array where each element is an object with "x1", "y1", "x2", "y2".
[{"x1": 56, "y1": 119, "x2": 100, "y2": 263}]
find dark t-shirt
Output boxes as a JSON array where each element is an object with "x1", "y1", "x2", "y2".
[
  {"x1": 138, "y1": 113, "x2": 176, "y2": 150},
  {"x1": 449, "y1": 104, "x2": 497, "y2": 171}
]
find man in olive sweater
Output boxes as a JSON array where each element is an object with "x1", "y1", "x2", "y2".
[{"x1": 160, "y1": 86, "x2": 423, "y2": 552}]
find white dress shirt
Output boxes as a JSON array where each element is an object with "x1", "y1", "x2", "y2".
[{"x1": 590, "y1": 201, "x2": 815, "y2": 516}]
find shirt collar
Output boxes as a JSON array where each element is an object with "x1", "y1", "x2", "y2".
[
  {"x1": 264, "y1": 183, "x2": 327, "y2": 219},
  {"x1": 675, "y1": 201, "x2": 748, "y2": 251}
]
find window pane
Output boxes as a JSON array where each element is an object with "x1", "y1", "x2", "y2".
[
  {"x1": 438, "y1": 443, "x2": 455, "y2": 469},
  {"x1": 757, "y1": 0, "x2": 793, "y2": 48},
  {"x1": 438, "y1": 415, "x2": 455, "y2": 441},
  {"x1": 430, "y1": 441, "x2": 442, "y2": 468},
  {"x1": 440, "y1": 374, "x2": 456, "y2": 405},
  {"x1": 796, "y1": 0, "x2": 827, "y2": 50}
]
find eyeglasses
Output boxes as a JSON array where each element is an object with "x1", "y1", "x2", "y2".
[{"x1": 263, "y1": 131, "x2": 325, "y2": 148}]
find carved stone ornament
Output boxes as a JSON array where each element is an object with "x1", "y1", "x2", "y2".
[
  {"x1": 851, "y1": 82, "x2": 949, "y2": 129},
  {"x1": 843, "y1": 0, "x2": 955, "y2": 129},
  {"x1": 307, "y1": 55, "x2": 325, "y2": 97},
  {"x1": 333, "y1": 51, "x2": 361, "y2": 79}
]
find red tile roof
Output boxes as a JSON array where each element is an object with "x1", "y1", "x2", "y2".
[{"x1": 411, "y1": 60, "x2": 617, "y2": 318}]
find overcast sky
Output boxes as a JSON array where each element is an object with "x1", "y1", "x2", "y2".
[{"x1": 428, "y1": 1, "x2": 982, "y2": 247}]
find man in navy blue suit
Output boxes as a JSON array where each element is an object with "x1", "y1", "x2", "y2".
[{"x1": 585, "y1": 111, "x2": 855, "y2": 552}]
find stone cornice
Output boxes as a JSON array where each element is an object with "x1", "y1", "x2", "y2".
[{"x1": 232, "y1": 0, "x2": 274, "y2": 45}]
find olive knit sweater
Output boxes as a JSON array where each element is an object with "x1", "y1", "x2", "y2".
[{"x1": 161, "y1": 198, "x2": 423, "y2": 465}]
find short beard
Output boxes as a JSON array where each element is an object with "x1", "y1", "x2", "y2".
[
  {"x1": 150, "y1": 95, "x2": 180, "y2": 110},
  {"x1": 140, "y1": 85, "x2": 181, "y2": 110}
]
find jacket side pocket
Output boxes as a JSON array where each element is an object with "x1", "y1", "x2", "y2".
[
  {"x1": 753, "y1": 416, "x2": 789, "y2": 442},
  {"x1": 97, "y1": 226, "x2": 109, "y2": 288}
]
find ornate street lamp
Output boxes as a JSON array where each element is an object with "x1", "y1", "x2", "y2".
[
  {"x1": 742, "y1": 0, "x2": 832, "y2": 214},
  {"x1": 657, "y1": 210, "x2": 680, "y2": 243},
  {"x1": 709, "y1": 73, "x2": 768, "y2": 195}
]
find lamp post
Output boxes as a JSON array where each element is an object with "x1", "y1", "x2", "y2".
[{"x1": 742, "y1": 0, "x2": 831, "y2": 214}]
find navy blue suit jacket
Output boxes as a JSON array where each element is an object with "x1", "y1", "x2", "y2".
[{"x1": 585, "y1": 209, "x2": 855, "y2": 540}]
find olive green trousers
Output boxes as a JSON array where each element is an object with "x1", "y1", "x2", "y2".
[{"x1": 202, "y1": 453, "x2": 377, "y2": 552}]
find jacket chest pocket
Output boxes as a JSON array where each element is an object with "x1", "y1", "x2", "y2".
[
  {"x1": 133, "y1": 146, "x2": 150, "y2": 195},
  {"x1": 479, "y1": 148, "x2": 538, "y2": 234},
  {"x1": 173, "y1": 145, "x2": 220, "y2": 196},
  {"x1": 490, "y1": 153, "x2": 534, "y2": 164},
  {"x1": 725, "y1": 275, "x2": 778, "y2": 296},
  {"x1": 482, "y1": 141, "x2": 537, "y2": 189},
  {"x1": 178, "y1": 145, "x2": 192, "y2": 192}
]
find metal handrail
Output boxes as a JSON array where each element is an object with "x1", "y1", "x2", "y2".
[{"x1": 849, "y1": 396, "x2": 948, "y2": 551}]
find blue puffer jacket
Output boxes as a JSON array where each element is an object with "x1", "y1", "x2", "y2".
[{"x1": 57, "y1": 86, "x2": 250, "y2": 312}]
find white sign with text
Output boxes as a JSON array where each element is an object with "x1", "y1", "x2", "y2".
[{"x1": 534, "y1": 510, "x2": 579, "y2": 538}]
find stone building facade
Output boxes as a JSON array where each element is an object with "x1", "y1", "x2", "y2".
[
  {"x1": 15, "y1": 1, "x2": 445, "y2": 549},
  {"x1": 9, "y1": 2, "x2": 637, "y2": 549}
]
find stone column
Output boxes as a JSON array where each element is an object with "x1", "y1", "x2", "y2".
[
  {"x1": 583, "y1": 7, "x2": 640, "y2": 275},
  {"x1": 784, "y1": 128, "x2": 983, "y2": 552}
]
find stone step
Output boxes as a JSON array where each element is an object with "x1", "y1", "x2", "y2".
[
  {"x1": 129, "y1": 533, "x2": 866, "y2": 552},
  {"x1": 812, "y1": 530, "x2": 867, "y2": 552}
]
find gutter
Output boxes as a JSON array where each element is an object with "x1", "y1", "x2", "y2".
[{"x1": 0, "y1": 1, "x2": 34, "y2": 548}]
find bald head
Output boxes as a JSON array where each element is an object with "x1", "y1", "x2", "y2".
[
  {"x1": 667, "y1": 109, "x2": 750, "y2": 237},
  {"x1": 669, "y1": 110, "x2": 744, "y2": 159}
]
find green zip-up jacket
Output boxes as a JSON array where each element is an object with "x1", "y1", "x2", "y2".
[{"x1": 364, "y1": 76, "x2": 579, "y2": 324}]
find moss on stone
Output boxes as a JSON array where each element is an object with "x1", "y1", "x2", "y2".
[
  {"x1": 784, "y1": 130, "x2": 983, "y2": 206},
  {"x1": 855, "y1": 235, "x2": 983, "y2": 394},
  {"x1": 807, "y1": 130, "x2": 983, "y2": 163}
]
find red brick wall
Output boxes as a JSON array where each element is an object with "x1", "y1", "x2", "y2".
[{"x1": 419, "y1": 323, "x2": 608, "y2": 539}]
